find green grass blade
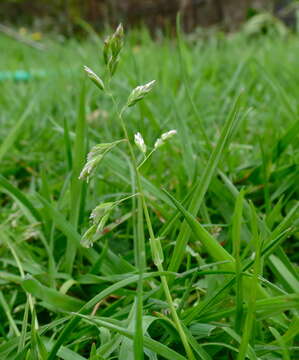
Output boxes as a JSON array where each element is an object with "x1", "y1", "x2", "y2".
[
  {"x1": 0, "y1": 175, "x2": 41, "y2": 222},
  {"x1": 237, "y1": 202, "x2": 261, "y2": 360},
  {"x1": 63, "y1": 117, "x2": 73, "y2": 172},
  {"x1": 30, "y1": 309, "x2": 48, "y2": 360},
  {"x1": 67, "y1": 83, "x2": 87, "y2": 273},
  {"x1": 47, "y1": 271, "x2": 170, "y2": 359},
  {"x1": 232, "y1": 189, "x2": 244, "y2": 332},
  {"x1": 0, "y1": 98, "x2": 35, "y2": 162},
  {"x1": 168, "y1": 96, "x2": 241, "y2": 272},
  {"x1": 75, "y1": 314, "x2": 187, "y2": 360},
  {"x1": 18, "y1": 298, "x2": 30, "y2": 353},
  {"x1": 21, "y1": 275, "x2": 84, "y2": 312},
  {"x1": 163, "y1": 188, "x2": 235, "y2": 268},
  {"x1": 269, "y1": 327, "x2": 290, "y2": 360},
  {"x1": 0, "y1": 291, "x2": 20, "y2": 337}
]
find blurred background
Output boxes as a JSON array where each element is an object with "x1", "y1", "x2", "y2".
[{"x1": 0, "y1": 0, "x2": 298, "y2": 35}]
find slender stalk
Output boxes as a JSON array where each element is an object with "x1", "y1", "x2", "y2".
[
  {"x1": 137, "y1": 148, "x2": 156, "y2": 170},
  {"x1": 110, "y1": 96, "x2": 146, "y2": 270},
  {"x1": 109, "y1": 94, "x2": 146, "y2": 359},
  {"x1": 3, "y1": 233, "x2": 38, "y2": 329},
  {"x1": 109, "y1": 93, "x2": 194, "y2": 359},
  {"x1": 142, "y1": 201, "x2": 195, "y2": 360}
]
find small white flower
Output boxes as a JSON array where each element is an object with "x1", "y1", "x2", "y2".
[
  {"x1": 83, "y1": 66, "x2": 105, "y2": 91},
  {"x1": 134, "y1": 132, "x2": 147, "y2": 153}
]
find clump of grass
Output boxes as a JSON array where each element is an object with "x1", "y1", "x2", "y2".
[
  {"x1": 80, "y1": 24, "x2": 194, "y2": 359},
  {"x1": 0, "y1": 22, "x2": 299, "y2": 360}
]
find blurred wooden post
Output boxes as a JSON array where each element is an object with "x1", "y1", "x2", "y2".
[{"x1": 0, "y1": 23, "x2": 45, "y2": 50}]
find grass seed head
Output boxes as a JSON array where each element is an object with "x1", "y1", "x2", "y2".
[
  {"x1": 103, "y1": 24, "x2": 124, "y2": 74},
  {"x1": 108, "y1": 56, "x2": 119, "y2": 76},
  {"x1": 83, "y1": 66, "x2": 104, "y2": 91},
  {"x1": 81, "y1": 202, "x2": 115, "y2": 248},
  {"x1": 134, "y1": 132, "x2": 147, "y2": 153},
  {"x1": 154, "y1": 129, "x2": 177, "y2": 149},
  {"x1": 81, "y1": 224, "x2": 97, "y2": 248},
  {"x1": 161, "y1": 129, "x2": 177, "y2": 141},
  {"x1": 110, "y1": 23, "x2": 124, "y2": 58},
  {"x1": 90, "y1": 202, "x2": 114, "y2": 224},
  {"x1": 79, "y1": 140, "x2": 124, "y2": 182},
  {"x1": 127, "y1": 80, "x2": 156, "y2": 107},
  {"x1": 103, "y1": 38, "x2": 110, "y2": 65},
  {"x1": 154, "y1": 138, "x2": 164, "y2": 149}
]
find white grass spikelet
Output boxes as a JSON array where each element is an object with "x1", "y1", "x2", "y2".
[
  {"x1": 134, "y1": 132, "x2": 147, "y2": 153},
  {"x1": 154, "y1": 138, "x2": 164, "y2": 149},
  {"x1": 154, "y1": 129, "x2": 177, "y2": 149},
  {"x1": 127, "y1": 80, "x2": 156, "y2": 107},
  {"x1": 161, "y1": 129, "x2": 177, "y2": 141},
  {"x1": 83, "y1": 66, "x2": 105, "y2": 91}
]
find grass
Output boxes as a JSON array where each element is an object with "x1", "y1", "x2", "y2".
[{"x1": 0, "y1": 23, "x2": 299, "y2": 360}]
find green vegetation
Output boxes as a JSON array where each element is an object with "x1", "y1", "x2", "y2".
[{"x1": 1, "y1": 23, "x2": 299, "y2": 360}]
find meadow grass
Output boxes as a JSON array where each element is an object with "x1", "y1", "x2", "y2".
[{"x1": 0, "y1": 24, "x2": 299, "y2": 359}]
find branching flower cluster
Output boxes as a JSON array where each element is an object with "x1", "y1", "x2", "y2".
[
  {"x1": 80, "y1": 25, "x2": 177, "y2": 248},
  {"x1": 79, "y1": 23, "x2": 195, "y2": 359}
]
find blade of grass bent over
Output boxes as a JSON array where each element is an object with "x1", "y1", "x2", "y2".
[
  {"x1": 47, "y1": 271, "x2": 172, "y2": 360},
  {"x1": 163, "y1": 188, "x2": 235, "y2": 269},
  {"x1": 163, "y1": 189, "x2": 269, "y2": 300},
  {"x1": 75, "y1": 314, "x2": 187, "y2": 360}
]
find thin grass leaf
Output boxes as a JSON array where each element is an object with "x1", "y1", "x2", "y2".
[
  {"x1": 237, "y1": 202, "x2": 261, "y2": 360},
  {"x1": 21, "y1": 275, "x2": 84, "y2": 312},
  {"x1": 232, "y1": 189, "x2": 244, "y2": 332},
  {"x1": 18, "y1": 298, "x2": 30, "y2": 353},
  {"x1": 67, "y1": 84, "x2": 87, "y2": 273},
  {"x1": 269, "y1": 327, "x2": 290, "y2": 360},
  {"x1": 0, "y1": 97, "x2": 35, "y2": 162},
  {"x1": 75, "y1": 314, "x2": 187, "y2": 360},
  {"x1": 63, "y1": 117, "x2": 73, "y2": 171},
  {"x1": 30, "y1": 309, "x2": 48, "y2": 360},
  {"x1": 168, "y1": 96, "x2": 242, "y2": 272},
  {"x1": 223, "y1": 327, "x2": 258, "y2": 360},
  {"x1": 47, "y1": 271, "x2": 171, "y2": 359},
  {"x1": 0, "y1": 291, "x2": 20, "y2": 336},
  {"x1": 163, "y1": 188, "x2": 235, "y2": 269},
  {"x1": 0, "y1": 175, "x2": 41, "y2": 222}
]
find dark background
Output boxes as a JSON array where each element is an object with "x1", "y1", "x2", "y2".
[{"x1": 0, "y1": 0, "x2": 295, "y2": 34}]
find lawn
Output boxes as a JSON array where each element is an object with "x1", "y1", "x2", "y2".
[{"x1": 1, "y1": 25, "x2": 299, "y2": 359}]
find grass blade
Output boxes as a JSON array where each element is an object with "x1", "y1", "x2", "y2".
[
  {"x1": 21, "y1": 275, "x2": 84, "y2": 312},
  {"x1": 0, "y1": 98, "x2": 35, "y2": 162},
  {"x1": 232, "y1": 189, "x2": 244, "y2": 332},
  {"x1": 168, "y1": 96, "x2": 241, "y2": 272},
  {"x1": 75, "y1": 314, "x2": 187, "y2": 360},
  {"x1": 67, "y1": 83, "x2": 87, "y2": 273}
]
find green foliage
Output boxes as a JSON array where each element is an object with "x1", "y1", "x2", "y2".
[{"x1": 1, "y1": 24, "x2": 299, "y2": 360}]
